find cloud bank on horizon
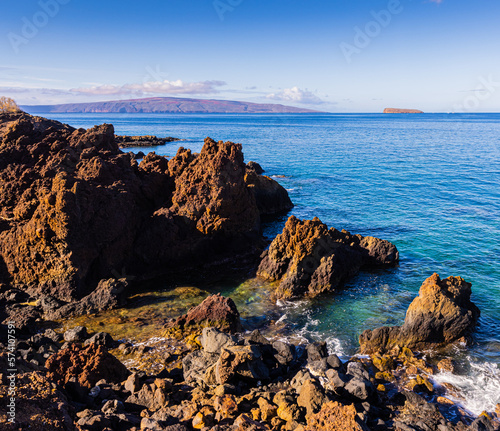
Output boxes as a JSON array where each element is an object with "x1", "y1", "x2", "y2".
[
  {"x1": 0, "y1": 0, "x2": 498, "y2": 112},
  {"x1": 266, "y1": 87, "x2": 325, "y2": 105},
  {"x1": 71, "y1": 80, "x2": 227, "y2": 96}
]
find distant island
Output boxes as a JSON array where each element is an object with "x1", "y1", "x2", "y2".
[
  {"x1": 22, "y1": 96, "x2": 322, "y2": 114},
  {"x1": 383, "y1": 108, "x2": 424, "y2": 114}
]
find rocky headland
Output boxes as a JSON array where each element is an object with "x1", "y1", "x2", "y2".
[{"x1": 0, "y1": 112, "x2": 293, "y2": 327}]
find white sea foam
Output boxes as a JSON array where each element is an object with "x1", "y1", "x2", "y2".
[
  {"x1": 431, "y1": 357, "x2": 500, "y2": 416},
  {"x1": 324, "y1": 335, "x2": 347, "y2": 358},
  {"x1": 276, "y1": 298, "x2": 308, "y2": 308},
  {"x1": 275, "y1": 313, "x2": 288, "y2": 324}
]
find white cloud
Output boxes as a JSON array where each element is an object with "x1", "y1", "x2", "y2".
[
  {"x1": 266, "y1": 86, "x2": 324, "y2": 104},
  {"x1": 71, "y1": 79, "x2": 226, "y2": 96}
]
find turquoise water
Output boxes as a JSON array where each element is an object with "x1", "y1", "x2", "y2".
[{"x1": 42, "y1": 112, "x2": 500, "y2": 414}]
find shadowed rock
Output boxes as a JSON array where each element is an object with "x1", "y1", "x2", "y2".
[
  {"x1": 257, "y1": 216, "x2": 399, "y2": 299},
  {"x1": 245, "y1": 167, "x2": 294, "y2": 216},
  {"x1": 359, "y1": 273, "x2": 480, "y2": 353}
]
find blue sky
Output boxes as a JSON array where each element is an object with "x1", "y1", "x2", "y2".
[{"x1": 1, "y1": 0, "x2": 499, "y2": 112}]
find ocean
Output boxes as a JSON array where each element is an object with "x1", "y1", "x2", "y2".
[{"x1": 41, "y1": 112, "x2": 500, "y2": 415}]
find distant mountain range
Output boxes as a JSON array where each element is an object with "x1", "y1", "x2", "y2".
[{"x1": 22, "y1": 97, "x2": 322, "y2": 114}]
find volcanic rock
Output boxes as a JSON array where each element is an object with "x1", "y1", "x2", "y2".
[
  {"x1": 0, "y1": 113, "x2": 288, "y2": 306},
  {"x1": 63, "y1": 325, "x2": 88, "y2": 342},
  {"x1": 257, "y1": 216, "x2": 399, "y2": 299},
  {"x1": 169, "y1": 137, "x2": 259, "y2": 236},
  {"x1": 0, "y1": 370, "x2": 75, "y2": 430},
  {"x1": 359, "y1": 273, "x2": 480, "y2": 353},
  {"x1": 246, "y1": 161, "x2": 264, "y2": 175},
  {"x1": 44, "y1": 278, "x2": 127, "y2": 320},
  {"x1": 306, "y1": 401, "x2": 368, "y2": 430},
  {"x1": 166, "y1": 293, "x2": 242, "y2": 336},
  {"x1": 45, "y1": 343, "x2": 130, "y2": 389},
  {"x1": 115, "y1": 134, "x2": 179, "y2": 147},
  {"x1": 245, "y1": 168, "x2": 293, "y2": 216}
]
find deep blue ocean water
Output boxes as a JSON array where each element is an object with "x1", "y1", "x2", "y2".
[{"x1": 42, "y1": 112, "x2": 500, "y2": 414}]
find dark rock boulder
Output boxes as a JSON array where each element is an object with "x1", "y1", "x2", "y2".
[
  {"x1": 84, "y1": 332, "x2": 115, "y2": 348},
  {"x1": 257, "y1": 216, "x2": 399, "y2": 299},
  {"x1": 1, "y1": 302, "x2": 42, "y2": 336},
  {"x1": 246, "y1": 161, "x2": 264, "y2": 175},
  {"x1": 359, "y1": 273, "x2": 480, "y2": 353},
  {"x1": 63, "y1": 326, "x2": 88, "y2": 342},
  {"x1": 44, "y1": 278, "x2": 127, "y2": 320},
  {"x1": 245, "y1": 167, "x2": 293, "y2": 216}
]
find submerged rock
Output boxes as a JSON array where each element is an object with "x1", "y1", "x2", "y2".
[
  {"x1": 257, "y1": 216, "x2": 399, "y2": 299},
  {"x1": 359, "y1": 273, "x2": 480, "y2": 353}
]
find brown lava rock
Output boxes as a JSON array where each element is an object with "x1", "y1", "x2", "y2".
[
  {"x1": 166, "y1": 293, "x2": 242, "y2": 336},
  {"x1": 0, "y1": 113, "x2": 291, "y2": 306},
  {"x1": 0, "y1": 371, "x2": 74, "y2": 430},
  {"x1": 305, "y1": 401, "x2": 368, "y2": 430},
  {"x1": 359, "y1": 273, "x2": 480, "y2": 353},
  {"x1": 45, "y1": 343, "x2": 130, "y2": 389},
  {"x1": 257, "y1": 216, "x2": 399, "y2": 299}
]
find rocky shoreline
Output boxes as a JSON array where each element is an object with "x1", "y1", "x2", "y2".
[
  {"x1": 1, "y1": 113, "x2": 498, "y2": 430},
  {"x1": 1, "y1": 282, "x2": 499, "y2": 430}
]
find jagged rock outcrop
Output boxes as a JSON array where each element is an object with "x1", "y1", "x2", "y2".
[
  {"x1": 0, "y1": 113, "x2": 291, "y2": 304},
  {"x1": 257, "y1": 216, "x2": 399, "y2": 299},
  {"x1": 359, "y1": 273, "x2": 480, "y2": 353}
]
